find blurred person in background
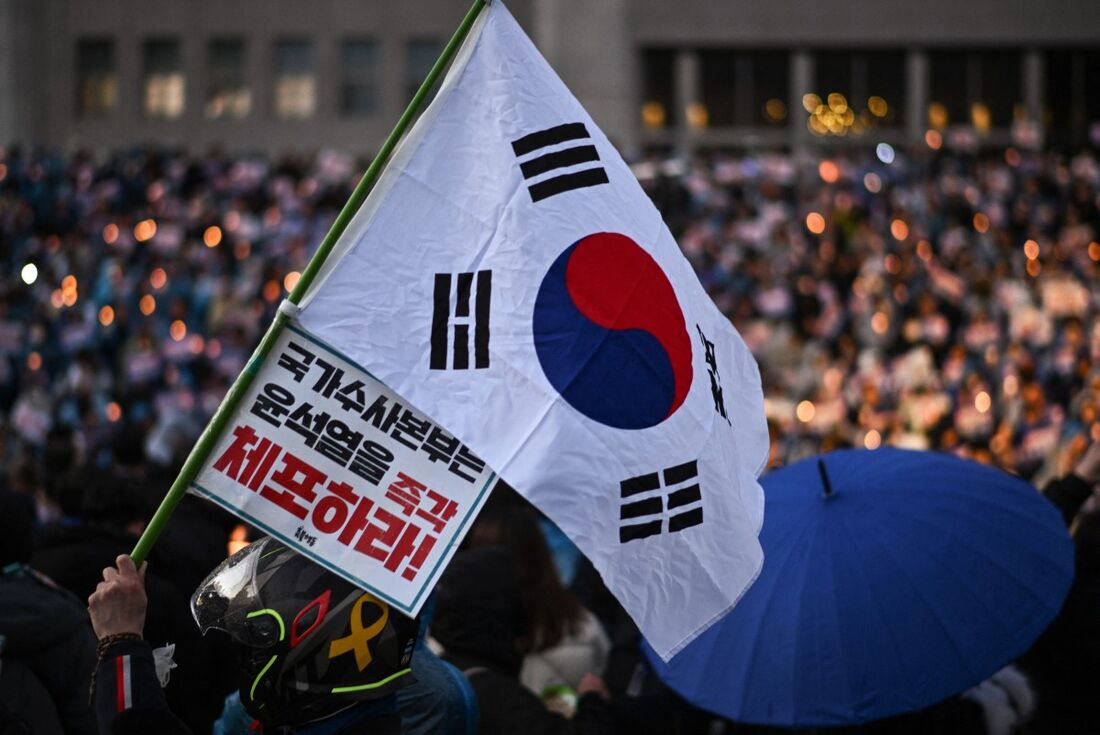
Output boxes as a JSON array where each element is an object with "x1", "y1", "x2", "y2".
[
  {"x1": 0, "y1": 489, "x2": 97, "y2": 734},
  {"x1": 432, "y1": 546, "x2": 615, "y2": 735},
  {"x1": 464, "y1": 498, "x2": 611, "y2": 710}
]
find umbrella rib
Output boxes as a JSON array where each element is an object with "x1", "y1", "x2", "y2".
[
  {"x1": 733, "y1": 519, "x2": 822, "y2": 725},
  {"x1": 859, "y1": 528, "x2": 985, "y2": 692}
]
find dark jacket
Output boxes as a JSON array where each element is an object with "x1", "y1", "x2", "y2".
[
  {"x1": 1019, "y1": 473, "x2": 1100, "y2": 735},
  {"x1": 433, "y1": 548, "x2": 615, "y2": 735},
  {"x1": 30, "y1": 524, "x2": 228, "y2": 734},
  {"x1": 94, "y1": 637, "x2": 192, "y2": 735},
  {"x1": 0, "y1": 565, "x2": 98, "y2": 735}
]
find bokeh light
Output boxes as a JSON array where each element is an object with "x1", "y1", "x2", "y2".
[
  {"x1": 283, "y1": 271, "x2": 301, "y2": 293},
  {"x1": 20, "y1": 263, "x2": 37, "y2": 285},
  {"x1": 864, "y1": 429, "x2": 882, "y2": 450},
  {"x1": 818, "y1": 160, "x2": 840, "y2": 183},
  {"x1": 98, "y1": 305, "x2": 115, "y2": 326},
  {"x1": 203, "y1": 226, "x2": 223, "y2": 247},
  {"x1": 890, "y1": 219, "x2": 909, "y2": 241},
  {"x1": 139, "y1": 294, "x2": 156, "y2": 315},
  {"x1": 170, "y1": 320, "x2": 187, "y2": 341},
  {"x1": 806, "y1": 212, "x2": 826, "y2": 235},
  {"x1": 975, "y1": 391, "x2": 992, "y2": 414},
  {"x1": 134, "y1": 219, "x2": 157, "y2": 242},
  {"x1": 796, "y1": 400, "x2": 816, "y2": 423}
]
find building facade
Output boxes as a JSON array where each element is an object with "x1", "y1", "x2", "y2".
[{"x1": 1, "y1": 0, "x2": 1098, "y2": 156}]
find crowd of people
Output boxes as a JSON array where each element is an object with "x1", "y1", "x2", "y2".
[{"x1": 1, "y1": 140, "x2": 1098, "y2": 734}]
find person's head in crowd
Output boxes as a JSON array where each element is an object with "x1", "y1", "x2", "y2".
[
  {"x1": 466, "y1": 502, "x2": 585, "y2": 654},
  {"x1": 80, "y1": 471, "x2": 151, "y2": 536},
  {"x1": 431, "y1": 546, "x2": 523, "y2": 673}
]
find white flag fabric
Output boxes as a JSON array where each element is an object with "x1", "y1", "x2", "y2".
[{"x1": 299, "y1": 0, "x2": 767, "y2": 659}]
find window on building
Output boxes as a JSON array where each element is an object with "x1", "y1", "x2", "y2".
[
  {"x1": 406, "y1": 39, "x2": 442, "y2": 102},
  {"x1": 76, "y1": 39, "x2": 117, "y2": 117},
  {"x1": 929, "y1": 49, "x2": 1021, "y2": 131},
  {"x1": 1045, "y1": 48, "x2": 1100, "y2": 146},
  {"x1": 143, "y1": 38, "x2": 185, "y2": 119},
  {"x1": 341, "y1": 39, "x2": 378, "y2": 116},
  {"x1": 274, "y1": 39, "x2": 315, "y2": 118},
  {"x1": 207, "y1": 38, "x2": 250, "y2": 119},
  {"x1": 699, "y1": 49, "x2": 789, "y2": 127},
  {"x1": 809, "y1": 50, "x2": 903, "y2": 135},
  {"x1": 641, "y1": 48, "x2": 676, "y2": 130}
]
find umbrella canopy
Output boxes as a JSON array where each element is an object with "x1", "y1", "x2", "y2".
[{"x1": 644, "y1": 447, "x2": 1074, "y2": 727}]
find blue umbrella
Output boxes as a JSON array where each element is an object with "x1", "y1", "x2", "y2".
[{"x1": 643, "y1": 447, "x2": 1074, "y2": 727}]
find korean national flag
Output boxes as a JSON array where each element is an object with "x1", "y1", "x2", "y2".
[{"x1": 298, "y1": 0, "x2": 768, "y2": 660}]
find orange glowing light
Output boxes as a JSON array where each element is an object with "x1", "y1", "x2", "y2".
[
  {"x1": 641, "y1": 102, "x2": 666, "y2": 129},
  {"x1": 796, "y1": 400, "x2": 816, "y2": 423},
  {"x1": 917, "y1": 240, "x2": 933, "y2": 261},
  {"x1": 973, "y1": 213, "x2": 990, "y2": 233},
  {"x1": 1023, "y1": 240, "x2": 1040, "y2": 260},
  {"x1": 263, "y1": 280, "x2": 281, "y2": 302},
  {"x1": 864, "y1": 429, "x2": 882, "y2": 450},
  {"x1": 27, "y1": 351, "x2": 42, "y2": 371},
  {"x1": 62, "y1": 275, "x2": 76, "y2": 290},
  {"x1": 150, "y1": 268, "x2": 167, "y2": 289},
  {"x1": 283, "y1": 271, "x2": 301, "y2": 293},
  {"x1": 98, "y1": 305, "x2": 115, "y2": 326},
  {"x1": 188, "y1": 335, "x2": 205, "y2": 355},
  {"x1": 139, "y1": 295, "x2": 156, "y2": 315},
  {"x1": 50, "y1": 290, "x2": 64, "y2": 308},
  {"x1": 974, "y1": 391, "x2": 992, "y2": 413},
  {"x1": 1088, "y1": 241, "x2": 1099, "y2": 261},
  {"x1": 863, "y1": 172, "x2": 882, "y2": 193},
  {"x1": 1026, "y1": 259, "x2": 1042, "y2": 277},
  {"x1": 170, "y1": 320, "x2": 187, "y2": 341},
  {"x1": 818, "y1": 160, "x2": 840, "y2": 184},
  {"x1": 106, "y1": 402, "x2": 122, "y2": 422},
  {"x1": 228, "y1": 524, "x2": 251, "y2": 556},
  {"x1": 884, "y1": 254, "x2": 901, "y2": 275},
  {"x1": 203, "y1": 226, "x2": 222, "y2": 247},
  {"x1": 924, "y1": 129, "x2": 942, "y2": 150},
  {"x1": 871, "y1": 312, "x2": 889, "y2": 334},
  {"x1": 103, "y1": 223, "x2": 120, "y2": 244},
  {"x1": 890, "y1": 219, "x2": 909, "y2": 241},
  {"x1": 134, "y1": 219, "x2": 157, "y2": 242},
  {"x1": 806, "y1": 212, "x2": 826, "y2": 235}
]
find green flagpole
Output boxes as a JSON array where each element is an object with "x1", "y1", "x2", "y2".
[{"x1": 132, "y1": 0, "x2": 489, "y2": 565}]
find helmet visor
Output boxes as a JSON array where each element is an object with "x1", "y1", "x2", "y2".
[{"x1": 191, "y1": 537, "x2": 282, "y2": 648}]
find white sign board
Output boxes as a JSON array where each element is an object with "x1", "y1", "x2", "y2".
[{"x1": 192, "y1": 320, "x2": 497, "y2": 616}]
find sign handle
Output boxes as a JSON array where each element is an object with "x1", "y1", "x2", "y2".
[{"x1": 131, "y1": 0, "x2": 490, "y2": 564}]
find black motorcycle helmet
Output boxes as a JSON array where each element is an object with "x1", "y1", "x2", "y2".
[{"x1": 191, "y1": 537, "x2": 418, "y2": 727}]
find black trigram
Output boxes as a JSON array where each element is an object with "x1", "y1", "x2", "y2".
[
  {"x1": 619, "y1": 460, "x2": 703, "y2": 543},
  {"x1": 430, "y1": 270, "x2": 491, "y2": 370},
  {"x1": 511, "y1": 122, "x2": 609, "y2": 203}
]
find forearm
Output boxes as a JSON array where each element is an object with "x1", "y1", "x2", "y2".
[{"x1": 94, "y1": 637, "x2": 187, "y2": 734}]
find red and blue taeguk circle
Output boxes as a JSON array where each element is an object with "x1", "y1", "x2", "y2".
[{"x1": 533, "y1": 232, "x2": 693, "y2": 430}]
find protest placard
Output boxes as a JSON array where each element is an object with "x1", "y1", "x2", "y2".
[{"x1": 191, "y1": 321, "x2": 497, "y2": 616}]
